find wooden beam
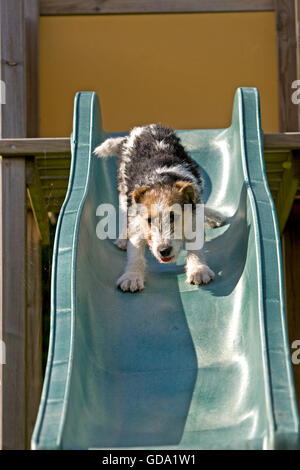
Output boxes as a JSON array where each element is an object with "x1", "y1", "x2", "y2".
[
  {"x1": 275, "y1": 152, "x2": 299, "y2": 232},
  {"x1": 1, "y1": 134, "x2": 300, "y2": 156},
  {"x1": 25, "y1": 210, "x2": 42, "y2": 449},
  {"x1": 24, "y1": 2, "x2": 44, "y2": 449},
  {"x1": 27, "y1": 160, "x2": 50, "y2": 245},
  {"x1": 264, "y1": 132, "x2": 300, "y2": 148},
  {"x1": 0, "y1": 1, "x2": 27, "y2": 450},
  {"x1": 0, "y1": 138, "x2": 71, "y2": 156},
  {"x1": 25, "y1": 0, "x2": 40, "y2": 138},
  {"x1": 40, "y1": 0, "x2": 275, "y2": 15},
  {"x1": 275, "y1": 0, "x2": 299, "y2": 131}
]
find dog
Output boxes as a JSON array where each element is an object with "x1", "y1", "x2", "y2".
[{"x1": 94, "y1": 124, "x2": 225, "y2": 292}]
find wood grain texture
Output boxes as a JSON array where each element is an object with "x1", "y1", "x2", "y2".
[
  {"x1": 24, "y1": 3, "x2": 44, "y2": 449},
  {"x1": 40, "y1": 0, "x2": 274, "y2": 15},
  {"x1": 27, "y1": 161, "x2": 50, "y2": 245},
  {"x1": 264, "y1": 132, "x2": 300, "y2": 148},
  {"x1": 25, "y1": 0, "x2": 40, "y2": 138},
  {"x1": 0, "y1": 138, "x2": 71, "y2": 155},
  {"x1": 275, "y1": 0, "x2": 299, "y2": 131},
  {"x1": 1, "y1": 134, "x2": 300, "y2": 155},
  {"x1": 0, "y1": 158, "x2": 26, "y2": 449},
  {"x1": 0, "y1": 1, "x2": 27, "y2": 449},
  {"x1": 0, "y1": 1, "x2": 26, "y2": 138},
  {"x1": 26, "y1": 210, "x2": 42, "y2": 449}
]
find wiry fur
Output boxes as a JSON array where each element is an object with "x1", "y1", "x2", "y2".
[
  {"x1": 96, "y1": 124, "x2": 203, "y2": 202},
  {"x1": 94, "y1": 124, "x2": 225, "y2": 292}
]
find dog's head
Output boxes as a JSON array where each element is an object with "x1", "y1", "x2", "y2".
[{"x1": 130, "y1": 181, "x2": 196, "y2": 263}]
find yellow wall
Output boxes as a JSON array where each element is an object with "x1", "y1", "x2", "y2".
[{"x1": 40, "y1": 13, "x2": 279, "y2": 136}]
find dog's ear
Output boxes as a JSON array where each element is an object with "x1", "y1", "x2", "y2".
[
  {"x1": 175, "y1": 181, "x2": 196, "y2": 204},
  {"x1": 131, "y1": 186, "x2": 150, "y2": 204}
]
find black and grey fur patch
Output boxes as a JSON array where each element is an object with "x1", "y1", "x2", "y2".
[{"x1": 117, "y1": 124, "x2": 203, "y2": 206}]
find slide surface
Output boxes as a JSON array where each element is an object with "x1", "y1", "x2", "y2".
[{"x1": 32, "y1": 89, "x2": 299, "y2": 450}]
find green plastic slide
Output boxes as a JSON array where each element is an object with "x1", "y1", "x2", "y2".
[{"x1": 32, "y1": 88, "x2": 300, "y2": 450}]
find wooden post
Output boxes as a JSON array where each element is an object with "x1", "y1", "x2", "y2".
[
  {"x1": 26, "y1": 209, "x2": 42, "y2": 449},
  {"x1": 276, "y1": 0, "x2": 300, "y2": 410},
  {"x1": 24, "y1": 0, "x2": 43, "y2": 449},
  {"x1": 0, "y1": 0, "x2": 27, "y2": 449},
  {"x1": 25, "y1": 0, "x2": 40, "y2": 138},
  {"x1": 275, "y1": 0, "x2": 299, "y2": 131}
]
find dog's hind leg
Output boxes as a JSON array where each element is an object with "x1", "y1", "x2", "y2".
[
  {"x1": 115, "y1": 193, "x2": 128, "y2": 250},
  {"x1": 204, "y1": 206, "x2": 226, "y2": 228}
]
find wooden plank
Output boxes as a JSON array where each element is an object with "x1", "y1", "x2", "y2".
[
  {"x1": 24, "y1": 4, "x2": 45, "y2": 448},
  {"x1": 0, "y1": 1, "x2": 27, "y2": 450},
  {"x1": 25, "y1": 210, "x2": 42, "y2": 449},
  {"x1": 275, "y1": 0, "x2": 299, "y2": 131},
  {"x1": 276, "y1": 2, "x2": 300, "y2": 408},
  {"x1": 27, "y1": 160, "x2": 50, "y2": 245},
  {"x1": 0, "y1": 138, "x2": 70, "y2": 156},
  {"x1": 0, "y1": 134, "x2": 300, "y2": 156},
  {"x1": 0, "y1": 4, "x2": 26, "y2": 137},
  {"x1": 40, "y1": 173, "x2": 70, "y2": 181},
  {"x1": 264, "y1": 132, "x2": 300, "y2": 148},
  {"x1": 282, "y1": 201, "x2": 300, "y2": 410},
  {"x1": 40, "y1": 0, "x2": 275, "y2": 15},
  {"x1": 37, "y1": 159, "x2": 70, "y2": 169},
  {"x1": 275, "y1": 153, "x2": 299, "y2": 232},
  {"x1": 43, "y1": 188, "x2": 68, "y2": 197},
  {"x1": 0, "y1": 159, "x2": 26, "y2": 450},
  {"x1": 25, "y1": 0, "x2": 40, "y2": 138}
]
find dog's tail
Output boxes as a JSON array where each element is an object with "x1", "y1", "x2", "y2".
[{"x1": 94, "y1": 137, "x2": 126, "y2": 158}]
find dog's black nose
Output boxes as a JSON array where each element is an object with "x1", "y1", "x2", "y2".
[{"x1": 160, "y1": 247, "x2": 172, "y2": 257}]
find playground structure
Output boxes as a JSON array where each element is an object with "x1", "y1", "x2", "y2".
[
  {"x1": 0, "y1": 0, "x2": 300, "y2": 449},
  {"x1": 31, "y1": 88, "x2": 300, "y2": 449}
]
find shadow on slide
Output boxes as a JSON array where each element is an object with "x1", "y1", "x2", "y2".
[{"x1": 32, "y1": 89, "x2": 300, "y2": 450}]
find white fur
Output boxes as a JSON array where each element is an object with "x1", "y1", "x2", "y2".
[
  {"x1": 185, "y1": 251, "x2": 215, "y2": 285},
  {"x1": 155, "y1": 140, "x2": 169, "y2": 150},
  {"x1": 94, "y1": 137, "x2": 125, "y2": 158},
  {"x1": 116, "y1": 237, "x2": 145, "y2": 292},
  {"x1": 118, "y1": 127, "x2": 147, "y2": 194},
  {"x1": 115, "y1": 193, "x2": 128, "y2": 250},
  {"x1": 124, "y1": 126, "x2": 145, "y2": 152},
  {"x1": 145, "y1": 203, "x2": 184, "y2": 264}
]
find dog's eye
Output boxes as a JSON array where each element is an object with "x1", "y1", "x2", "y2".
[
  {"x1": 169, "y1": 212, "x2": 175, "y2": 222},
  {"x1": 147, "y1": 217, "x2": 152, "y2": 225}
]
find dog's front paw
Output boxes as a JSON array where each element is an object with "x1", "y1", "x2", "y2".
[
  {"x1": 114, "y1": 237, "x2": 128, "y2": 251},
  {"x1": 117, "y1": 271, "x2": 144, "y2": 292},
  {"x1": 186, "y1": 265, "x2": 215, "y2": 285}
]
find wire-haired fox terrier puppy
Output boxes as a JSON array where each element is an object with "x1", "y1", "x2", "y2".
[{"x1": 94, "y1": 124, "x2": 225, "y2": 292}]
